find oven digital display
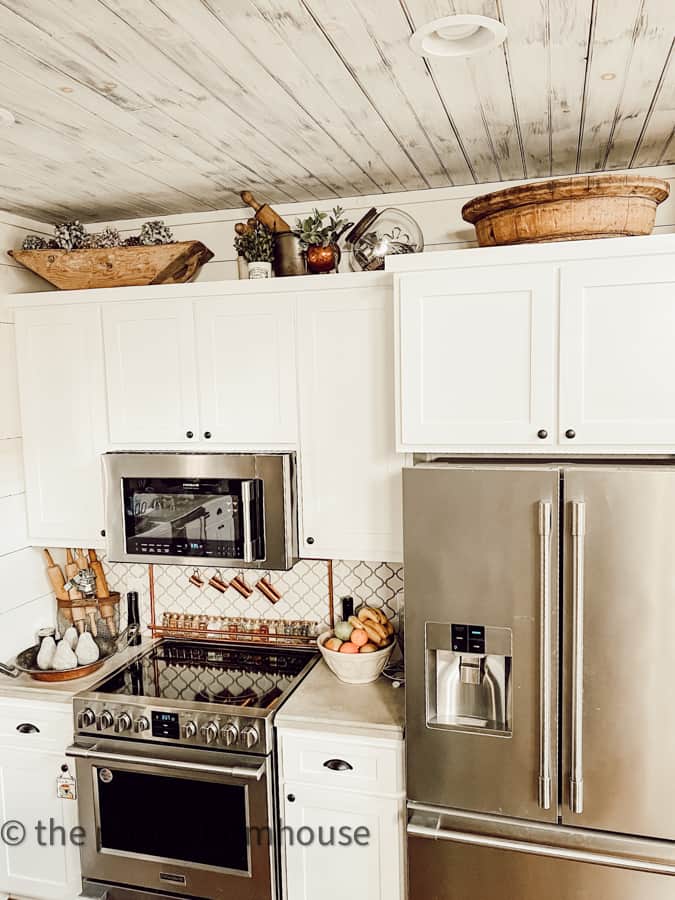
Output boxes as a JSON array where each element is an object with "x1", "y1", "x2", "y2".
[{"x1": 151, "y1": 711, "x2": 180, "y2": 739}]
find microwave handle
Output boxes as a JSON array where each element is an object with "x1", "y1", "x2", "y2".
[{"x1": 241, "y1": 479, "x2": 255, "y2": 563}]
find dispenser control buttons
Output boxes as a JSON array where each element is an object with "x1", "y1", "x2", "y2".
[
  {"x1": 468, "y1": 625, "x2": 486, "y2": 654},
  {"x1": 451, "y1": 624, "x2": 468, "y2": 652},
  {"x1": 452, "y1": 624, "x2": 486, "y2": 653}
]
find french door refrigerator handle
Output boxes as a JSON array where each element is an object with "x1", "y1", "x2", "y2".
[
  {"x1": 570, "y1": 501, "x2": 586, "y2": 815},
  {"x1": 406, "y1": 813, "x2": 675, "y2": 876},
  {"x1": 538, "y1": 501, "x2": 552, "y2": 811}
]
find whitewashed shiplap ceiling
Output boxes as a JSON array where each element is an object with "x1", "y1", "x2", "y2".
[{"x1": 0, "y1": 0, "x2": 672, "y2": 223}]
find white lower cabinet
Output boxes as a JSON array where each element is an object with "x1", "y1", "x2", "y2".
[
  {"x1": 0, "y1": 699, "x2": 81, "y2": 900},
  {"x1": 296, "y1": 284, "x2": 404, "y2": 563},
  {"x1": 278, "y1": 728, "x2": 406, "y2": 900}
]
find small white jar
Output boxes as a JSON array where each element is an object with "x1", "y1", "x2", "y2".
[{"x1": 247, "y1": 261, "x2": 272, "y2": 279}]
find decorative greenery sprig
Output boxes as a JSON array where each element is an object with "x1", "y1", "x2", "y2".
[
  {"x1": 234, "y1": 221, "x2": 274, "y2": 262},
  {"x1": 294, "y1": 206, "x2": 351, "y2": 249}
]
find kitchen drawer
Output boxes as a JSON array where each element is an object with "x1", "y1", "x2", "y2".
[
  {"x1": 0, "y1": 698, "x2": 73, "y2": 753},
  {"x1": 279, "y1": 729, "x2": 404, "y2": 796}
]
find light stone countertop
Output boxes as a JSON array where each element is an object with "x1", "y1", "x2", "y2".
[
  {"x1": 0, "y1": 638, "x2": 154, "y2": 705},
  {"x1": 275, "y1": 659, "x2": 405, "y2": 740}
]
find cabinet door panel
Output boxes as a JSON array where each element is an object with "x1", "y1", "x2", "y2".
[
  {"x1": 16, "y1": 305, "x2": 107, "y2": 546},
  {"x1": 103, "y1": 300, "x2": 198, "y2": 445},
  {"x1": 282, "y1": 782, "x2": 404, "y2": 900},
  {"x1": 297, "y1": 288, "x2": 403, "y2": 562},
  {"x1": 398, "y1": 266, "x2": 557, "y2": 449},
  {"x1": 194, "y1": 294, "x2": 297, "y2": 445},
  {"x1": 0, "y1": 749, "x2": 81, "y2": 900},
  {"x1": 560, "y1": 256, "x2": 675, "y2": 446}
]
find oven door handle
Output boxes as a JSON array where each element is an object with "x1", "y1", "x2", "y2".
[{"x1": 66, "y1": 744, "x2": 266, "y2": 781}]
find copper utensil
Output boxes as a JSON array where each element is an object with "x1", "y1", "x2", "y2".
[
  {"x1": 230, "y1": 574, "x2": 253, "y2": 599},
  {"x1": 208, "y1": 572, "x2": 229, "y2": 593},
  {"x1": 256, "y1": 575, "x2": 282, "y2": 604},
  {"x1": 189, "y1": 569, "x2": 204, "y2": 589}
]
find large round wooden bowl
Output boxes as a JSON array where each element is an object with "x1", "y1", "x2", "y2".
[{"x1": 461, "y1": 174, "x2": 670, "y2": 247}]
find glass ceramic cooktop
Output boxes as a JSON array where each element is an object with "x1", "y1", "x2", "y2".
[{"x1": 95, "y1": 640, "x2": 315, "y2": 710}]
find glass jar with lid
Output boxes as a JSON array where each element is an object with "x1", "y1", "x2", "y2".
[{"x1": 346, "y1": 207, "x2": 424, "y2": 271}]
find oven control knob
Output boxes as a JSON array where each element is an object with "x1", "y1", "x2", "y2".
[
  {"x1": 114, "y1": 712, "x2": 132, "y2": 734},
  {"x1": 78, "y1": 708, "x2": 96, "y2": 729},
  {"x1": 134, "y1": 716, "x2": 150, "y2": 734},
  {"x1": 183, "y1": 720, "x2": 198, "y2": 739},
  {"x1": 241, "y1": 725, "x2": 260, "y2": 749},
  {"x1": 221, "y1": 723, "x2": 239, "y2": 746},
  {"x1": 97, "y1": 710, "x2": 114, "y2": 731},
  {"x1": 201, "y1": 721, "x2": 219, "y2": 745}
]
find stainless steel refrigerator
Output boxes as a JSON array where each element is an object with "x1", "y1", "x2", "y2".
[{"x1": 403, "y1": 463, "x2": 675, "y2": 899}]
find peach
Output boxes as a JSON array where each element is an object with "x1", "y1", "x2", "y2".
[
  {"x1": 350, "y1": 628, "x2": 369, "y2": 647},
  {"x1": 339, "y1": 642, "x2": 359, "y2": 654}
]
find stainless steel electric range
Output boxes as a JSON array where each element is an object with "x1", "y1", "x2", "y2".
[{"x1": 68, "y1": 639, "x2": 317, "y2": 900}]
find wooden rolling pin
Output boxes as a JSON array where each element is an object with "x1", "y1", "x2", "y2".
[
  {"x1": 43, "y1": 549, "x2": 69, "y2": 602},
  {"x1": 65, "y1": 549, "x2": 82, "y2": 600},
  {"x1": 89, "y1": 549, "x2": 117, "y2": 636},
  {"x1": 76, "y1": 548, "x2": 98, "y2": 636},
  {"x1": 240, "y1": 191, "x2": 290, "y2": 233}
]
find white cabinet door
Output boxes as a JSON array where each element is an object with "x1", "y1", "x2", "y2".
[
  {"x1": 560, "y1": 256, "x2": 675, "y2": 447},
  {"x1": 103, "y1": 300, "x2": 199, "y2": 445},
  {"x1": 194, "y1": 294, "x2": 297, "y2": 446},
  {"x1": 297, "y1": 287, "x2": 403, "y2": 562},
  {"x1": 398, "y1": 266, "x2": 557, "y2": 449},
  {"x1": 16, "y1": 305, "x2": 107, "y2": 547},
  {"x1": 282, "y1": 782, "x2": 404, "y2": 900}
]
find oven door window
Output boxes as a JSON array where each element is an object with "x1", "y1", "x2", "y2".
[
  {"x1": 96, "y1": 767, "x2": 250, "y2": 873},
  {"x1": 122, "y1": 477, "x2": 265, "y2": 561}
]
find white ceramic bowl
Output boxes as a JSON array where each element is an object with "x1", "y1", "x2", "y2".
[{"x1": 318, "y1": 630, "x2": 396, "y2": 685}]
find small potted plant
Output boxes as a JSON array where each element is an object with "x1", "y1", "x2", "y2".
[
  {"x1": 234, "y1": 221, "x2": 275, "y2": 279},
  {"x1": 295, "y1": 206, "x2": 351, "y2": 274}
]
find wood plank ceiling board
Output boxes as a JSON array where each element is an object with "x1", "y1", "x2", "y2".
[
  {"x1": 248, "y1": 0, "x2": 426, "y2": 192},
  {"x1": 96, "y1": 0, "x2": 361, "y2": 199},
  {"x1": 300, "y1": 0, "x2": 473, "y2": 188},
  {"x1": 0, "y1": 0, "x2": 672, "y2": 222},
  {"x1": 402, "y1": 0, "x2": 522, "y2": 183},
  {"x1": 604, "y1": 2, "x2": 674, "y2": 168}
]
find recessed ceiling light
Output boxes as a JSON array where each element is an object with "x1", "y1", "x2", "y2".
[
  {"x1": 410, "y1": 14, "x2": 507, "y2": 59},
  {"x1": 60, "y1": 86, "x2": 74, "y2": 93},
  {"x1": 0, "y1": 108, "x2": 16, "y2": 126},
  {"x1": 601, "y1": 72, "x2": 616, "y2": 80}
]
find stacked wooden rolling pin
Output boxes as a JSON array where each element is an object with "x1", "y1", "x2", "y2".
[{"x1": 44, "y1": 548, "x2": 119, "y2": 638}]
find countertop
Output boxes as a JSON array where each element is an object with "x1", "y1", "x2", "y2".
[
  {"x1": 275, "y1": 659, "x2": 405, "y2": 740},
  {"x1": 0, "y1": 639, "x2": 154, "y2": 705}
]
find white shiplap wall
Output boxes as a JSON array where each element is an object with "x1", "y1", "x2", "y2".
[
  {"x1": 98, "y1": 165, "x2": 675, "y2": 282},
  {"x1": 0, "y1": 211, "x2": 54, "y2": 661}
]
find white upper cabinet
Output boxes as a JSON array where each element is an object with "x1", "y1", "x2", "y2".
[
  {"x1": 559, "y1": 256, "x2": 675, "y2": 447},
  {"x1": 398, "y1": 265, "x2": 557, "y2": 450},
  {"x1": 103, "y1": 299, "x2": 199, "y2": 445},
  {"x1": 15, "y1": 304, "x2": 107, "y2": 547},
  {"x1": 297, "y1": 284, "x2": 403, "y2": 562},
  {"x1": 194, "y1": 294, "x2": 297, "y2": 446}
]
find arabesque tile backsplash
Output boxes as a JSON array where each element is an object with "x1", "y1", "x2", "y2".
[{"x1": 103, "y1": 558, "x2": 404, "y2": 636}]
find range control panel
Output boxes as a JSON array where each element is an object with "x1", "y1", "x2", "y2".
[{"x1": 451, "y1": 624, "x2": 486, "y2": 654}]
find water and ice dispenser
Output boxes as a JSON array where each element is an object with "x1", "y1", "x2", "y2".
[{"x1": 425, "y1": 622, "x2": 513, "y2": 736}]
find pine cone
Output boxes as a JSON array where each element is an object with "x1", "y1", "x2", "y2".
[
  {"x1": 140, "y1": 219, "x2": 174, "y2": 245},
  {"x1": 22, "y1": 234, "x2": 48, "y2": 250},
  {"x1": 54, "y1": 220, "x2": 88, "y2": 251},
  {"x1": 89, "y1": 226, "x2": 121, "y2": 249}
]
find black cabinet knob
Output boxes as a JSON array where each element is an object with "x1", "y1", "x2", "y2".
[
  {"x1": 537, "y1": 429, "x2": 548, "y2": 439},
  {"x1": 287, "y1": 794, "x2": 296, "y2": 803},
  {"x1": 306, "y1": 536, "x2": 315, "y2": 545},
  {"x1": 100, "y1": 529, "x2": 106, "y2": 538},
  {"x1": 16, "y1": 723, "x2": 39, "y2": 734},
  {"x1": 204, "y1": 431, "x2": 212, "y2": 439},
  {"x1": 565, "y1": 429, "x2": 576, "y2": 439},
  {"x1": 186, "y1": 430, "x2": 194, "y2": 439}
]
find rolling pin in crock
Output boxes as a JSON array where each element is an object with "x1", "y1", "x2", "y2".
[
  {"x1": 65, "y1": 549, "x2": 82, "y2": 600},
  {"x1": 76, "y1": 548, "x2": 98, "y2": 636},
  {"x1": 240, "y1": 191, "x2": 290, "y2": 233},
  {"x1": 43, "y1": 549, "x2": 69, "y2": 601},
  {"x1": 89, "y1": 549, "x2": 117, "y2": 636}
]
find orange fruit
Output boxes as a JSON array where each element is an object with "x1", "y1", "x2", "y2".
[
  {"x1": 339, "y1": 642, "x2": 359, "y2": 654},
  {"x1": 350, "y1": 628, "x2": 369, "y2": 647}
]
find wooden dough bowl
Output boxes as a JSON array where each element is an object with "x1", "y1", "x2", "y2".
[
  {"x1": 461, "y1": 175, "x2": 670, "y2": 247},
  {"x1": 8, "y1": 241, "x2": 214, "y2": 290}
]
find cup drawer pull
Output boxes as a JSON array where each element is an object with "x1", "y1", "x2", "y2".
[
  {"x1": 323, "y1": 758, "x2": 354, "y2": 772},
  {"x1": 16, "y1": 723, "x2": 40, "y2": 734}
]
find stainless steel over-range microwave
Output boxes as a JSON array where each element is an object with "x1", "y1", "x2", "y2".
[{"x1": 103, "y1": 452, "x2": 298, "y2": 570}]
